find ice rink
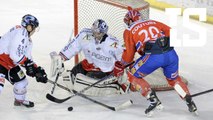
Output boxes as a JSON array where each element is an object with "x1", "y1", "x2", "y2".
[{"x1": 0, "y1": 0, "x2": 213, "y2": 120}]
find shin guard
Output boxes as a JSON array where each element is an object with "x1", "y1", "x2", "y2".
[
  {"x1": 167, "y1": 76, "x2": 190, "y2": 98},
  {"x1": 127, "y1": 71, "x2": 151, "y2": 96}
]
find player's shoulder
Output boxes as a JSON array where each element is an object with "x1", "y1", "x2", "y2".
[
  {"x1": 79, "y1": 28, "x2": 93, "y2": 35},
  {"x1": 106, "y1": 34, "x2": 120, "y2": 42},
  {"x1": 9, "y1": 25, "x2": 21, "y2": 31},
  {"x1": 10, "y1": 25, "x2": 28, "y2": 36}
]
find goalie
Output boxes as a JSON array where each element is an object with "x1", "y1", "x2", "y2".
[{"x1": 50, "y1": 19, "x2": 129, "y2": 96}]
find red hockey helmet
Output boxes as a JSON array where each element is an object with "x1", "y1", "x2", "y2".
[{"x1": 124, "y1": 7, "x2": 141, "y2": 26}]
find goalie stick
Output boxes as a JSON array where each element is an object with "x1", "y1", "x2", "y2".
[
  {"x1": 50, "y1": 73, "x2": 60, "y2": 94},
  {"x1": 46, "y1": 61, "x2": 135, "y2": 103},
  {"x1": 47, "y1": 79, "x2": 133, "y2": 111}
]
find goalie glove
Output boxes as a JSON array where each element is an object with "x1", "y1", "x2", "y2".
[
  {"x1": 35, "y1": 67, "x2": 48, "y2": 83},
  {"x1": 113, "y1": 61, "x2": 125, "y2": 77}
]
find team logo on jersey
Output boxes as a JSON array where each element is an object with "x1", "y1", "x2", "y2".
[
  {"x1": 110, "y1": 42, "x2": 118, "y2": 48},
  {"x1": 83, "y1": 34, "x2": 91, "y2": 41},
  {"x1": 91, "y1": 52, "x2": 111, "y2": 61}
]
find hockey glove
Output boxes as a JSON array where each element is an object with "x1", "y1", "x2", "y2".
[
  {"x1": 24, "y1": 59, "x2": 37, "y2": 77},
  {"x1": 35, "y1": 67, "x2": 48, "y2": 83},
  {"x1": 113, "y1": 61, "x2": 125, "y2": 77}
]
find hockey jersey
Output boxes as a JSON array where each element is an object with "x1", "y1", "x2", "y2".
[
  {"x1": 0, "y1": 25, "x2": 33, "y2": 70},
  {"x1": 60, "y1": 28, "x2": 123, "y2": 72},
  {"x1": 122, "y1": 20, "x2": 171, "y2": 63}
]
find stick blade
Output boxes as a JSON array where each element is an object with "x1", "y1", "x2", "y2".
[
  {"x1": 114, "y1": 100, "x2": 133, "y2": 111},
  {"x1": 46, "y1": 93, "x2": 68, "y2": 103}
]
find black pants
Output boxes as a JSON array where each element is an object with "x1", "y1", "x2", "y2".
[
  {"x1": 70, "y1": 62, "x2": 110, "y2": 79},
  {"x1": 0, "y1": 65, "x2": 26, "y2": 84}
]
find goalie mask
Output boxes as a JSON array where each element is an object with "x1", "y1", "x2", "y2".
[
  {"x1": 91, "y1": 19, "x2": 108, "y2": 40},
  {"x1": 124, "y1": 9, "x2": 141, "y2": 26}
]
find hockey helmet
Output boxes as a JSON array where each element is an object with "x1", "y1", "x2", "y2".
[
  {"x1": 91, "y1": 19, "x2": 108, "y2": 34},
  {"x1": 21, "y1": 14, "x2": 39, "y2": 30},
  {"x1": 124, "y1": 8, "x2": 141, "y2": 26}
]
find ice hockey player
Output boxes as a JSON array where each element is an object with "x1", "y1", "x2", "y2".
[
  {"x1": 0, "y1": 14, "x2": 48, "y2": 108},
  {"x1": 113, "y1": 8, "x2": 197, "y2": 116},
  {"x1": 50, "y1": 19, "x2": 128, "y2": 96}
]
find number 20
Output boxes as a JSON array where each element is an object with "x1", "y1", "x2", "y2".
[{"x1": 138, "y1": 26, "x2": 160, "y2": 42}]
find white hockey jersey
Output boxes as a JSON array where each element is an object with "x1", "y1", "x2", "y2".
[
  {"x1": 60, "y1": 28, "x2": 124, "y2": 72},
  {"x1": 0, "y1": 25, "x2": 33, "y2": 70}
]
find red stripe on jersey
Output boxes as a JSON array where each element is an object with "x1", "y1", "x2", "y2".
[{"x1": 0, "y1": 53, "x2": 16, "y2": 70}]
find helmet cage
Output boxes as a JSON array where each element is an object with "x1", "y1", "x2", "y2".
[{"x1": 91, "y1": 19, "x2": 108, "y2": 34}]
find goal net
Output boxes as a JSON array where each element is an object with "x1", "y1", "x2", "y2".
[{"x1": 73, "y1": 0, "x2": 187, "y2": 91}]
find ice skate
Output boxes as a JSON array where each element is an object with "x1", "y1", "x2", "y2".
[
  {"x1": 14, "y1": 99, "x2": 34, "y2": 108},
  {"x1": 145, "y1": 90, "x2": 163, "y2": 117},
  {"x1": 185, "y1": 95, "x2": 198, "y2": 115}
]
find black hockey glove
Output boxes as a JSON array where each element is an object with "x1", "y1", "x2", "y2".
[
  {"x1": 24, "y1": 59, "x2": 37, "y2": 77},
  {"x1": 35, "y1": 66, "x2": 48, "y2": 83}
]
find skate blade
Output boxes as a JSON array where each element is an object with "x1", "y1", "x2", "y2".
[
  {"x1": 156, "y1": 104, "x2": 164, "y2": 111},
  {"x1": 145, "y1": 111, "x2": 154, "y2": 117},
  {"x1": 145, "y1": 104, "x2": 164, "y2": 117},
  {"x1": 192, "y1": 111, "x2": 199, "y2": 116}
]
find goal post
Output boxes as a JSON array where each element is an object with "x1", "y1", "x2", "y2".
[{"x1": 73, "y1": 0, "x2": 187, "y2": 91}]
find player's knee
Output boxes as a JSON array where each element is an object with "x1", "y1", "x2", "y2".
[
  {"x1": 167, "y1": 76, "x2": 182, "y2": 87},
  {"x1": 127, "y1": 71, "x2": 151, "y2": 96},
  {"x1": 167, "y1": 76, "x2": 189, "y2": 98},
  {"x1": 13, "y1": 79, "x2": 28, "y2": 95}
]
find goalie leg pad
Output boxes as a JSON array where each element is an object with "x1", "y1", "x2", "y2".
[{"x1": 74, "y1": 73, "x2": 120, "y2": 96}]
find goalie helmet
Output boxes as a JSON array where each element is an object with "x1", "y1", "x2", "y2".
[
  {"x1": 91, "y1": 19, "x2": 108, "y2": 34},
  {"x1": 124, "y1": 9, "x2": 141, "y2": 26},
  {"x1": 21, "y1": 14, "x2": 39, "y2": 30}
]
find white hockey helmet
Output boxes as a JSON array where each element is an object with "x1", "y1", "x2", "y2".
[{"x1": 91, "y1": 19, "x2": 108, "y2": 34}]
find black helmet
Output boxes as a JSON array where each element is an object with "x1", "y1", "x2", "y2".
[{"x1": 21, "y1": 14, "x2": 39, "y2": 29}]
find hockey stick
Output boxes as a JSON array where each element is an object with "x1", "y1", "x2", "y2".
[
  {"x1": 47, "y1": 79, "x2": 133, "y2": 111},
  {"x1": 46, "y1": 61, "x2": 135, "y2": 103},
  {"x1": 71, "y1": 90, "x2": 133, "y2": 111},
  {"x1": 48, "y1": 79, "x2": 71, "y2": 93},
  {"x1": 50, "y1": 73, "x2": 60, "y2": 94},
  {"x1": 191, "y1": 88, "x2": 213, "y2": 97}
]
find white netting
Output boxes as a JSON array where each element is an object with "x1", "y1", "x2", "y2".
[
  {"x1": 76, "y1": 0, "x2": 149, "y2": 41},
  {"x1": 74, "y1": 0, "x2": 187, "y2": 91}
]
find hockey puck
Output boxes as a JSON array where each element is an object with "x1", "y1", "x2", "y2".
[{"x1": 68, "y1": 106, "x2": 73, "y2": 111}]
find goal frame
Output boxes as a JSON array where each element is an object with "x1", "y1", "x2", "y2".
[{"x1": 73, "y1": 0, "x2": 149, "y2": 64}]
